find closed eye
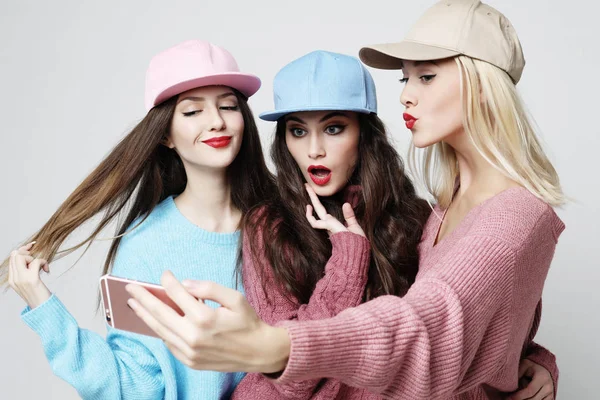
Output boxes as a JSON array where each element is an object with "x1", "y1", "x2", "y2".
[{"x1": 220, "y1": 106, "x2": 239, "y2": 111}]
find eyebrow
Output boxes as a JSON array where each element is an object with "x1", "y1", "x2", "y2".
[
  {"x1": 285, "y1": 111, "x2": 350, "y2": 125},
  {"x1": 178, "y1": 92, "x2": 237, "y2": 103}
]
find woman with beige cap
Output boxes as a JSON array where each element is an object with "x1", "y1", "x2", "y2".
[
  {"x1": 2, "y1": 40, "x2": 275, "y2": 399},
  {"x1": 128, "y1": 1, "x2": 564, "y2": 399}
]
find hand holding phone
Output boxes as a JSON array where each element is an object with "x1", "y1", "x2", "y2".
[{"x1": 100, "y1": 274, "x2": 184, "y2": 338}]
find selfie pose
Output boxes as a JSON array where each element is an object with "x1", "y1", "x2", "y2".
[
  {"x1": 3, "y1": 40, "x2": 275, "y2": 399},
  {"x1": 128, "y1": 2, "x2": 564, "y2": 394},
  {"x1": 232, "y1": 50, "x2": 556, "y2": 399}
]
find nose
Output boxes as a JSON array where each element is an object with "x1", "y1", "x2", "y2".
[
  {"x1": 400, "y1": 83, "x2": 417, "y2": 108},
  {"x1": 207, "y1": 107, "x2": 226, "y2": 131},
  {"x1": 308, "y1": 132, "x2": 325, "y2": 160}
]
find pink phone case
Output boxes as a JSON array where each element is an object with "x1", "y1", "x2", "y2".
[{"x1": 100, "y1": 274, "x2": 184, "y2": 338}]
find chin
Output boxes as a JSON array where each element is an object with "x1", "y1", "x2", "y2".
[
  {"x1": 214, "y1": 157, "x2": 238, "y2": 169},
  {"x1": 194, "y1": 155, "x2": 238, "y2": 170},
  {"x1": 411, "y1": 132, "x2": 438, "y2": 149},
  {"x1": 212, "y1": 149, "x2": 241, "y2": 166},
  {"x1": 307, "y1": 182, "x2": 344, "y2": 198}
]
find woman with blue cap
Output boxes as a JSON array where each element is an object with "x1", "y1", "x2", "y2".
[{"x1": 231, "y1": 49, "x2": 431, "y2": 397}]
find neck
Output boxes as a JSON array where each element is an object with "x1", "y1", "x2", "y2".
[
  {"x1": 447, "y1": 132, "x2": 519, "y2": 206},
  {"x1": 175, "y1": 165, "x2": 240, "y2": 233}
]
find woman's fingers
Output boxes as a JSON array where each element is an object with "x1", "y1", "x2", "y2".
[
  {"x1": 305, "y1": 184, "x2": 329, "y2": 219},
  {"x1": 342, "y1": 203, "x2": 366, "y2": 237},
  {"x1": 306, "y1": 205, "x2": 330, "y2": 230}
]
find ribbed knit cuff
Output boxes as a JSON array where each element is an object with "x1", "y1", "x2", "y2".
[
  {"x1": 274, "y1": 300, "x2": 385, "y2": 385},
  {"x1": 21, "y1": 294, "x2": 78, "y2": 347},
  {"x1": 329, "y1": 231, "x2": 370, "y2": 275},
  {"x1": 526, "y1": 345, "x2": 559, "y2": 395}
]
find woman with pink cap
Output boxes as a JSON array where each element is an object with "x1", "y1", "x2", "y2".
[
  {"x1": 2, "y1": 40, "x2": 275, "y2": 399},
  {"x1": 128, "y1": 1, "x2": 564, "y2": 399}
]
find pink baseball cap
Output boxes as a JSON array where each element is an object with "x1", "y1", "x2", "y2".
[{"x1": 144, "y1": 40, "x2": 261, "y2": 110}]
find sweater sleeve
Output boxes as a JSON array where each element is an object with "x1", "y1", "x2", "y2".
[
  {"x1": 522, "y1": 301, "x2": 559, "y2": 394},
  {"x1": 232, "y1": 231, "x2": 371, "y2": 400},
  {"x1": 275, "y1": 235, "x2": 519, "y2": 400},
  {"x1": 20, "y1": 238, "x2": 165, "y2": 400}
]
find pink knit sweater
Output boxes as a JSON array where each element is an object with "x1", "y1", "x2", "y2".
[{"x1": 234, "y1": 187, "x2": 562, "y2": 399}]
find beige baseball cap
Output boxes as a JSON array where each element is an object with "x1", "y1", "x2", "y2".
[{"x1": 359, "y1": 0, "x2": 525, "y2": 83}]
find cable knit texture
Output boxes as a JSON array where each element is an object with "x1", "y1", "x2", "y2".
[
  {"x1": 260, "y1": 187, "x2": 564, "y2": 399},
  {"x1": 20, "y1": 196, "x2": 245, "y2": 400}
]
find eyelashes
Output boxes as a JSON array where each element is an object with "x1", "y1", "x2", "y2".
[
  {"x1": 182, "y1": 105, "x2": 240, "y2": 117},
  {"x1": 287, "y1": 124, "x2": 347, "y2": 138},
  {"x1": 399, "y1": 74, "x2": 437, "y2": 84}
]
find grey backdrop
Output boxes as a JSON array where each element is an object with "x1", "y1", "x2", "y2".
[{"x1": 1, "y1": 0, "x2": 597, "y2": 398}]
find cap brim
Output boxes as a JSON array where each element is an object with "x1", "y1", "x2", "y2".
[
  {"x1": 152, "y1": 73, "x2": 261, "y2": 109},
  {"x1": 359, "y1": 41, "x2": 460, "y2": 70},
  {"x1": 259, "y1": 105, "x2": 374, "y2": 122}
]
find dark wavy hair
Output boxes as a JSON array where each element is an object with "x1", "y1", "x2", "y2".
[{"x1": 243, "y1": 112, "x2": 431, "y2": 304}]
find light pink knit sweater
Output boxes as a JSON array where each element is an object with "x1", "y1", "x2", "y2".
[{"x1": 234, "y1": 187, "x2": 563, "y2": 399}]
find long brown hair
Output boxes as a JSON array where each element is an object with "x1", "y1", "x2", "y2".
[
  {"x1": 244, "y1": 113, "x2": 430, "y2": 304},
  {"x1": 1, "y1": 89, "x2": 275, "y2": 285}
]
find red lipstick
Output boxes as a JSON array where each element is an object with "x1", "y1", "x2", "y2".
[
  {"x1": 202, "y1": 136, "x2": 232, "y2": 148},
  {"x1": 308, "y1": 165, "x2": 332, "y2": 186},
  {"x1": 403, "y1": 113, "x2": 417, "y2": 130}
]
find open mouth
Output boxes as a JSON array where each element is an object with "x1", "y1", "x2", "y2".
[{"x1": 308, "y1": 165, "x2": 332, "y2": 186}]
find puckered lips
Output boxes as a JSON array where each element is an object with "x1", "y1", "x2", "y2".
[{"x1": 403, "y1": 113, "x2": 418, "y2": 130}]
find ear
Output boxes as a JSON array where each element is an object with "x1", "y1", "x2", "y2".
[{"x1": 162, "y1": 135, "x2": 175, "y2": 149}]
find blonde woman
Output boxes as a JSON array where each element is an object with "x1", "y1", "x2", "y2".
[{"x1": 127, "y1": 1, "x2": 564, "y2": 399}]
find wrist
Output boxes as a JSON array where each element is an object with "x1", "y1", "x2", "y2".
[
  {"x1": 260, "y1": 325, "x2": 291, "y2": 374},
  {"x1": 26, "y1": 283, "x2": 51, "y2": 309}
]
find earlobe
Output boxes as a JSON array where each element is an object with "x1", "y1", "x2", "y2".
[{"x1": 162, "y1": 136, "x2": 175, "y2": 149}]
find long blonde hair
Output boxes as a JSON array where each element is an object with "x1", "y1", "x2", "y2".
[{"x1": 409, "y1": 55, "x2": 564, "y2": 209}]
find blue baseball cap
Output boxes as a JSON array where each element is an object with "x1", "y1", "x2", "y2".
[{"x1": 259, "y1": 50, "x2": 377, "y2": 121}]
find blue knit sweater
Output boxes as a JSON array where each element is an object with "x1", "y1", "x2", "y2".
[{"x1": 21, "y1": 196, "x2": 245, "y2": 399}]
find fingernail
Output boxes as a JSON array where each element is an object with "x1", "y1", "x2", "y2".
[
  {"x1": 127, "y1": 299, "x2": 137, "y2": 310},
  {"x1": 162, "y1": 270, "x2": 174, "y2": 278},
  {"x1": 182, "y1": 280, "x2": 193, "y2": 288}
]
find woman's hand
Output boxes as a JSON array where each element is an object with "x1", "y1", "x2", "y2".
[
  {"x1": 126, "y1": 271, "x2": 291, "y2": 374},
  {"x1": 304, "y1": 184, "x2": 365, "y2": 237},
  {"x1": 508, "y1": 359, "x2": 554, "y2": 400},
  {"x1": 8, "y1": 241, "x2": 51, "y2": 309}
]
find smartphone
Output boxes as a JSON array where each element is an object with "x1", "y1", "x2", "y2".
[{"x1": 99, "y1": 274, "x2": 184, "y2": 338}]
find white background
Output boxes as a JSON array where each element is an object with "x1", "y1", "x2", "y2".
[{"x1": 1, "y1": 0, "x2": 597, "y2": 398}]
